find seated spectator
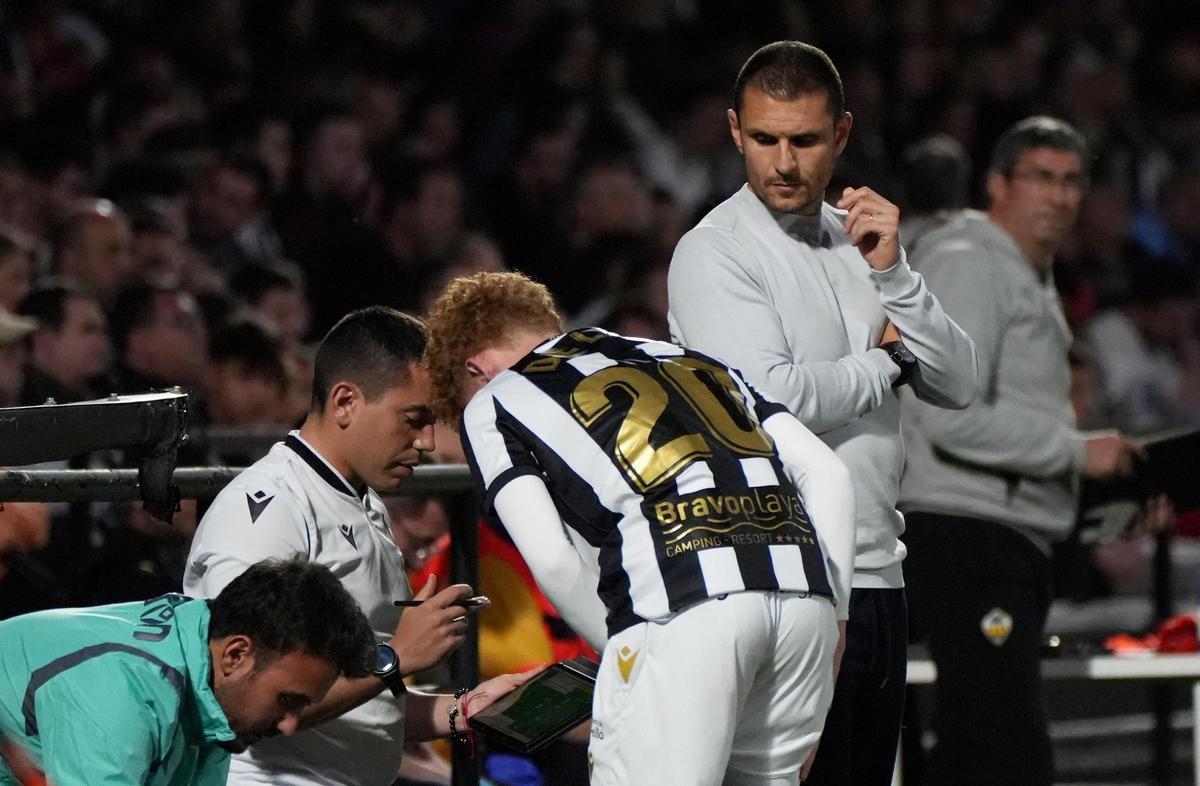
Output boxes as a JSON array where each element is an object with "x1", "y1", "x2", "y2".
[
  {"x1": 0, "y1": 230, "x2": 34, "y2": 313},
  {"x1": 17, "y1": 282, "x2": 111, "y2": 405},
  {"x1": 0, "y1": 311, "x2": 34, "y2": 407},
  {"x1": 1086, "y1": 265, "x2": 1200, "y2": 435},
  {"x1": 204, "y1": 320, "x2": 289, "y2": 432},
  {"x1": 109, "y1": 282, "x2": 208, "y2": 392},
  {"x1": 229, "y1": 261, "x2": 312, "y2": 346},
  {"x1": 49, "y1": 199, "x2": 135, "y2": 306}
]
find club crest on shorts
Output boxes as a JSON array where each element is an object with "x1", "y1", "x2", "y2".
[
  {"x1": 616, "y1": 645, "x2": 638, "y2": 683},
  {"x1": 980, "y1": 608, "x2": 1013, "y2": 647}
]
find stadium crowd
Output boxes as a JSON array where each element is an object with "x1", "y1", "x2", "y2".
[{"x1": 2, "y1": 1, "x2": 1200, "y2": 784}]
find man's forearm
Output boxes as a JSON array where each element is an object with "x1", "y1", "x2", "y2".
[
  {"x1": 873, "y1": 256, "x2": 978, "y2": 409},
  {"x1": 299, "y1": 674, "x2": 388, "y2": 728},
  {"x1": 404, "y1": 690, "x2": 455, "y2": 742}
]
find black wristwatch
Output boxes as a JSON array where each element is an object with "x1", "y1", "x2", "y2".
[
  {"x1": 881, "y1": 340, "x2": 918, "y2": 389},
  {"x1": 374, "y1": 643, "x2": 407, "y2": 697}
]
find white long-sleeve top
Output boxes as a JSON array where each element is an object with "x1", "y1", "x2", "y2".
[{"x1": 668, "y1": 185, "x2": 978, "y2": 588}]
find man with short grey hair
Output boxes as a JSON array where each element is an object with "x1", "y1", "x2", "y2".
[{"x1": 899, "y1": 116, "x2": 1140, "y2": 786}]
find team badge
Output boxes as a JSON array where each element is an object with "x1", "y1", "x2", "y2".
[
  {"x1": 980, "y1": 608, "x2": 1013, "y2": 647},
  {"x1": 616, "y1": 645, "x2": 638, "y2": 683}
]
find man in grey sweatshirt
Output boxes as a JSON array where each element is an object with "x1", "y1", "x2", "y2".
[
  {"x1": 669, "y1": 41, "x2": 978, "y2": 786},
  {"x1": 899, "y1": 117, "x2": 1140, "y2": 786}
]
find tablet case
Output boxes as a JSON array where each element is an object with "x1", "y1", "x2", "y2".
[{"x1": 469, "y1": 657, "x2": 598, "y2": 754}]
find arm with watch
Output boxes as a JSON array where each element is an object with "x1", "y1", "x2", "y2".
[
  {"x1": 298, "y1": 578, "x2": 541, "y2": 738},
  {"x1": 868, "y1": 247, "x2": 978, "y2": 409},
  {"x1": 297, "y1": 576, "x2": 476, "y2": 728}
]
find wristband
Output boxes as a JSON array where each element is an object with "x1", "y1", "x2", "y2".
[{"x1": 448, "y1": 687, "x2": 472, "y2": 746}]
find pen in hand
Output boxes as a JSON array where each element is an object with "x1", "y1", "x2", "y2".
[{"x1": 395, "y1": 595, "x2": 490, "y2": 607}]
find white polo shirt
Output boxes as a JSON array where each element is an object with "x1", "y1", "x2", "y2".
[{"x1": 184, "y1": 431, "x2": 412, "y2": 786}]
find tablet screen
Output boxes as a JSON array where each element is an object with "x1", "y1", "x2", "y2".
[{"x1": 471, "y1": 664, "x2": 594, "y2": 747}]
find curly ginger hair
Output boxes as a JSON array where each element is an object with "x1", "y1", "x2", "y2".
[{"x1": 423, "y1": 271, "x2": 564, "y2": 427}]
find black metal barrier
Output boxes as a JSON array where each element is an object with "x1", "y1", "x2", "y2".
[{"x1": 0, "y1": 464, "x2": 483, "y2": 786}]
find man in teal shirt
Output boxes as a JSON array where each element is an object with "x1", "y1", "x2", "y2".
[{"x1": 0, "y1": 558, "x2": 375, "y2": 785}]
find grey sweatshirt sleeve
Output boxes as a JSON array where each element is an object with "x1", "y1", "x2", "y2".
[
  {"x1": 871, "y1": 251, "x2": 978, "y2": 409},
  {"x1": 668, "y1": 227, "x2": 900, "y2": 435},
  {"x1": 907, "y1": 241, "x2": 1086, "y2": 477}
]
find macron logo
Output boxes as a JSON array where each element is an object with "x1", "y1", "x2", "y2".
[
  {"x1": 246, "y1": 491, "x2": 274, "y2": 523},
  {"x1": 339, "y1": 523, "x2": 358, "y2": 550}
]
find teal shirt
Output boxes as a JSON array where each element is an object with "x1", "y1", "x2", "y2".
[{"x1": 0, "y1": 595, "x2": 236, "y2": 785}]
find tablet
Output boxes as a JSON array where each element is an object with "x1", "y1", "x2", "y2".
[{"x1": 468, "y1": 657, "x2": 598, "y2": 754}]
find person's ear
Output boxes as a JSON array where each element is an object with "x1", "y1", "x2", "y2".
[
  {"x1": 833, "y1": 112, "x2": 853, "y2": 156},
  {"x1": 328, "y1": 381, "x2": 361, "y2": 427},
  {"x1": 216, "y1": 634, "x2": 255, "y2": 678},
  {"x1": 727, "y1": 108, "x2": 743, "y2": 155}
]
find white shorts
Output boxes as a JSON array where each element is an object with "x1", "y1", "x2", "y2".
[{"x1": 588, "y1": 591, "x2": 837, "y2": 786}]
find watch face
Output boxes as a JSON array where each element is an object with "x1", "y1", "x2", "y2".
[{"x1": 375, "y1": 644, "x2": 398, "y2": 674}]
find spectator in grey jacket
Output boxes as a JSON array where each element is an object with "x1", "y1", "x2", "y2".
[
  {"x1": 899, "y1": 116, "x2": 1141, "y2": 786},
  {"x1": 669, "y1": 41, "x2": 978, "y2": 786}
]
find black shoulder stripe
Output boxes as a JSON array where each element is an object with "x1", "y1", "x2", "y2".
[{"x1": 23, "y1": 643, "x2": 185, "y2": 736}]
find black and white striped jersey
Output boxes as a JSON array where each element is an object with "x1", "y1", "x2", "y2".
[{"x1": 461, "y1": 328, "x2": 834, "y2": 636}]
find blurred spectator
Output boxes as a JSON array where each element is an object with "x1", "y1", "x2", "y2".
[
  {"x1": 274, "y1": 104, "x2": 392, "y2": 334},
  {"x1": 483, "y1": 114, "x2": 578, "y2": 299},
  {"x1": 109, "y1": 282, "x2": 208, "y2": 391},
  {"x1": 0, "y1": 310, "x2": 36, "y2": 406},
  {"x1": 898, "y1": 134, "x2": 971, "y2": 253},
  {"x1": 1086, "y1": 265, "x2": 1200, "y2": 435},
  {"x1": 1130, "y1": 164, "x2": 1200, "y2": 275},
  {"x1": 17, "y1": 282, "x2": 110, "y2": 405},
  {"x1": 551, "y1": 157, "x2": 653, "y2": 315},
  {"x1": 0, "y1": 229, "x2": 35, "y2": 312},
  {"x1": 417, "y1": 233, "x2": 506, "y2": 316},
  {"x1": 229, "y1": 261, "x2": 312, "y2": 346},
  {"x1": 125, "y1": 198, "x2": 187, "y2": 287},
  {"x1": 1055, "y1": 181, "x2": 1140, "y2": 324},
  {"x1": 50, "y1": 199, "x2": 134, "y2": 305},
  {"x1": 379, "y1": 160, "x2": 466, "y2": 295},
  {"x1": 189, "y1": 154, "x2": 273, "y2": 271},
  {"x1": 203, "y1": 320, "x2": 288, "y2": 430}
]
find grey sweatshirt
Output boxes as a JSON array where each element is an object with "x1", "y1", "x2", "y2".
[
  {"x1": 899, "y1": 210, "x2": 1088, "y2": 547},
  {"x1": 668, "y1": 185, "x2": 978, "y2": 588}
]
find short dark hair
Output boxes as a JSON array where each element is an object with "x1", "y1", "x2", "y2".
[
  {"x1": 208, "y1": 558, "x2": 375, "y2": 678},
  {"x1": 109, "y1": 282, "x2": 171, "y2": 355},
  {"x1": 734, "y1": 41, "x2": 845, "y2": 118},
  {"x1": 229, "y1": 262, "x2": 305, "y2": 308},
  {"x1": 19, "y1": 281, "x2": 92, "y2": 332},
  {"x1": 989, "y1": 116, "x2": 1089, "y2": 178},
  {"x1": 311, "y1": 307, "x2": 426, "y2": 411},
  {"x1": 901, "y1": 135, "x2": 971, "y2": 214},
  {"x1": 210, "y1": 320, "x2": 288, "y2": 393}
]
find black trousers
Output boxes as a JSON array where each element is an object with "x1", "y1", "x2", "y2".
[
  {"x1": 805, "y1": 587, "x2": 908, "y2": 786},
  {"x1": 903, "y1": 511, "x2": 1054, "y2": 786}
]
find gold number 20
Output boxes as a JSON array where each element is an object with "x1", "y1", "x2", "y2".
[{"x1": 570, "y1": 358, "x2": 772, "y2": 492}]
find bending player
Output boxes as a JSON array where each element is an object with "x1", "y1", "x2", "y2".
[{"x1": 424, "y1": 271, "x2": 856, "y2": 786}]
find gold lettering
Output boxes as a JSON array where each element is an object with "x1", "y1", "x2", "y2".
[
  {"x1": 690, "y1": 498, "x2": 710, "y2": 517},
  {"x1": 676, "y1": 502, "x2": 688, "y2": 522},
  {"x1": 655, "y1": 501, "x2": 676, "y2": 525},
  {"x1": 726, "y1": 496, "x2": 740, "y2": 514},
  {"x1": 572, "y1": 367, "x2": 710, "y2": 491},
  {"x1": 739, "y1": 495, "x2": 755, "y2": 515}
]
